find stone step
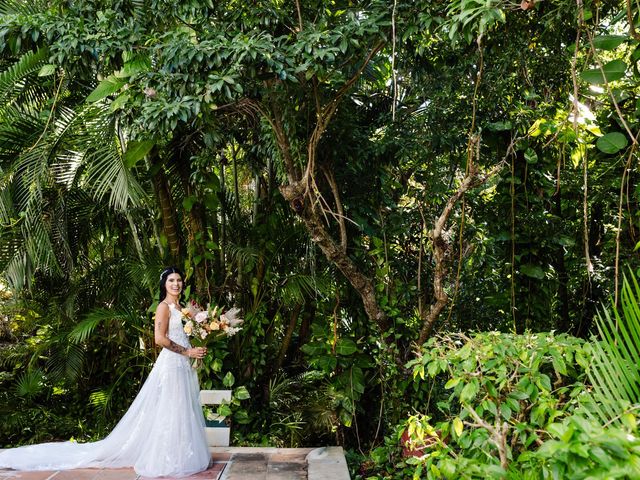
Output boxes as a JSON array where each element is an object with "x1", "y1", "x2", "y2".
[{"x1": 220, "y1": 453, "x2": 307, "y2": 480}]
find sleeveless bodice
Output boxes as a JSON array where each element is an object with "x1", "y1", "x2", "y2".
[{"x1": 166, "y1": 303, "x2": 191, "y2": 348}]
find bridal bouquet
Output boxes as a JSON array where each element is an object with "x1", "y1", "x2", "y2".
[{"x1": 181, "y1": 300, "x2": 243, "y2": 348}]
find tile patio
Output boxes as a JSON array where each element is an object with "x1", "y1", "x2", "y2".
[{"x1": 0, "y1": 447, "x2": 349, "y2": 480}]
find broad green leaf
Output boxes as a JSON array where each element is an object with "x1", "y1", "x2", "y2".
[
  {"x1": 521, "y1": 264, "x2": 545, "y2": 280},
  {"x1": 335, "y1": 338, "x2": 357, "y2": 355},
  {"x1": 592, "y1": 35, "x2": 627, "y2": 50},
  {"x1": 110, "y1": 93, "x2": 130, "y2": 112},
  {"x1": 217, "y1": 404, "x2": 232, "y2": 417},
  {"x1": 484, "y1": 379, "x2": 498, "y2": 398},
  {"x1": 234, "y1": 409, "x2": 250, "y2": 424},
  {"x1": 350, "y1": 366, "x2": 366, "y2": 394},
  {"x1": 301, "y1": 342, "x2": 325, "y2": 355},
  {"x1": 182, "y1": 196, "x2": 196, "y2": 212},
  {"x1": 580, "y1": 60, "x2": 627, "y2": 84},
  {"x1": 212, "y1": 358, "x2": 222, "y2": 372},
  {"x1": 500, "y1": 403, "x2": 512, "y2": 420},
  {"x1": 87, "y1": 77, "x2": 126, "y2": 102},
  {"x1": 314, "y1": 355, "x2": 337, "y2": 372},
  {"x1": 124, "y1": 140, "x2": 155, "y2": 168},
  {"x1": 234, "y1": 386, "x2": 250, "y2": 400},
  {"x1": 621, "y1": 413, "x2": 636, "y2": 431},
  {"x1": 222, "y1": 371, "x2": 235, "y2": 387},
  {"x1": 596, "y1": 132, "x2": 628, "y2": 154}
]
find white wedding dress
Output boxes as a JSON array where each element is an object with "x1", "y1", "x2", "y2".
[{"x1": 0, "y1": 303, "x2": 211, "y2": 477}]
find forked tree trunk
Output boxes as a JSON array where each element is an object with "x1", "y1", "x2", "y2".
[
  {"x1": 280, "y1": 182, "x2": 389, "y2": 333},
  {"x1": 417, "y1": 162, "x2": 506, "y2": 345}
]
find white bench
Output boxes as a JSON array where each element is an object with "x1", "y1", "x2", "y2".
[{"x1": 200, "y1": 389, "x2": 231, "y2": 447}]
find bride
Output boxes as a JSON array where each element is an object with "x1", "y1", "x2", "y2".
[{"x1": 0, "y1": 266, "x2": 211, "y2": 477}]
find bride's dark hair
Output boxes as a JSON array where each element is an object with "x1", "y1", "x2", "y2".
[{"x1": 159, "y1": 266, "x2": 184, "y2": 302}]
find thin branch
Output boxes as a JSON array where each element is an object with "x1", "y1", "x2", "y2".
[
  {"x1": 322, "y1": 166, "x2": 347, "y2": 253},
  {"x1": 391, "y1": 0, "x2": 398, "y2": 121},
  {"x1": 295, "y1": 0, "x2": 303, "y2": 31},
  {"x1": 615, "y1": 130, "x2": 640, "y2": 306},
  {"x1": 626, "y1": 0, "x2": 640, "y2": 41}
]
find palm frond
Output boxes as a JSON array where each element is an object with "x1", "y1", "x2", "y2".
[
  {"x1": 14, "y1": 368, "x2": 44, "y2": 399},
  {"x1": 0, "y1": 47, "x2": 48, "y2": 106},
  {"x1": 277, "y1": 272, "x2": 332, "y2": 304},
  {"x1": 583, "y1": 271, "x2": 640, "y2": 425},
  {"x1": 68, "y1": 308, "x2": 118, "y2": 344},
  {"x1": 0, "y1": 0, "x2": 49, "y2": 15},
  {"x1": 46, "y1": 341, "x2": 85, "y2": 384},
  {"x1": 89, "y1": 388, "x2": 114, "y2": 416}
]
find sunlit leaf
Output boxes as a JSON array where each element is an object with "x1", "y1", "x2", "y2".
[
  {"x1": 596, "y1": 132, "x2": 628, "y2": 154},
  {"x1": 580, "y1": 60, "x2": 627, "y2": 84}
]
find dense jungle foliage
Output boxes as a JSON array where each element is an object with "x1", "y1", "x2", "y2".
[{"x1": 2, "y1": 0, "x2": 640, "y2": 478}]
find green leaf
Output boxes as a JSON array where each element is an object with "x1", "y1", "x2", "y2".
[
  {"x1": 460, "y1": 380, "x2": 479, "y2": 403},
  {"x1": 234, "y1": 409, "x2": 250, "y2": 424},
  {"x1": 124, "y1": 140, "x2": 155, "y2": 168},
  {"x1": 110, "y1": 93, "x2": 130, "y2": 112},
  {"x1": 486, "y1": 120, "x2": 512, "y2": 131},
  {"x1": 87, "y1": 77, "x2": 126, "y2": 102},
  {"x1": 335, "y1": 338, "x2": 357, "y2": 355},
  {"x1": 524, "y1": 148, "x2": 538, "y2": 164},
  {"x1": 453, "y1": 417, "x2": 464, "y2": 437},
  {"x1": 596, "y1": 132, "x2": 628, "y2": 154},
  {"x1": 217, "y1": 404, "x2": 232, "y2": 417},
  {"x1": 223, "y1": 371, "x2": 235, "y2": 387},
  {"x1": 445, "y1": 378, "x2": 461, "y2": 389},
  {"x1": 580, "y1": 60, "x2": 627, "y2": 84},
  {"x1": 500, "y1": 403, "x2": 512, "y2": 420},
  {"x1": 621, "y1": 413, "x2": 636, "y2": 431},
  {"x1": 212, "y1": 358, "x2": 223, "y2": 372},
  {"x1": 301, "y1": 342, "x2": 326, "y2": 356},
  {"x1": 520, "y1": 264, "x2": 545, "y2": 279},
  {"x1": 314, "y1": 355, "x2": 337, "y2": 372},
  {"x1": 592, "y1": 35, "x2": 627, "y2": 50},
  {"x1": 234, "y1": 386, "x2": 250, "y2": 400},
  {"x1": 182, "y1": 196, "x2": 196, "y2": 212},
  {"x1": 38, "y1": 64, "x2": 56, "y2": 76}
]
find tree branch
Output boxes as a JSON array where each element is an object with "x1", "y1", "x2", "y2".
[{"x1": 418, "y1": 159, "x2": 507, "y2": 345}]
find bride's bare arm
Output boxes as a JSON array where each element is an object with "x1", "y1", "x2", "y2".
[{"x1": 154, "y1": 303, "x2": 192, "y2": 356}]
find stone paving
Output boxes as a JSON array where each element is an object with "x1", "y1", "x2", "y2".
[{"x1": 0, "y1": 447, "x2": 350, "y2": 480}]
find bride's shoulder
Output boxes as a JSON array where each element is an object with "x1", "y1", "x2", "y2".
[{"x1": 155, "y1": 301, "x2": 171, "y2": 315}]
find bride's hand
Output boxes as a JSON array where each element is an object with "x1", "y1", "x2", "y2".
[{"x1": 188, "y1": 347, "x2": 207, "y2": 358}]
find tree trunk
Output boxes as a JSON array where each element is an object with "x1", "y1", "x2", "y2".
[
  {"x1": 150, "y1": 151, "x2": 181, "y2": 261},
  {"x1": 274, "y1": 304, "x2": 303, "y2": 372},
  {"x1": 219, "y1": 161, "x2": 227, "y2": 282},
  {"x1": 281, "y1": 182, "x2": 389, "y2": 333},
  {"x1": 418, "y1": 161, "x2": 506, "y2": 345},
  {"x1": 189, "y1": 201, "x2": 209, "y2": 298}
]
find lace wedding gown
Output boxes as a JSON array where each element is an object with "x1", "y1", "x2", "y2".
[{"x1": 0, "y1": 303, "x2": 211, "y2": 477}]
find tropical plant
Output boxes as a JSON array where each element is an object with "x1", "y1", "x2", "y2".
[{"x1": 581, "y1": 271, "x2": 640, "y2": 426}]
